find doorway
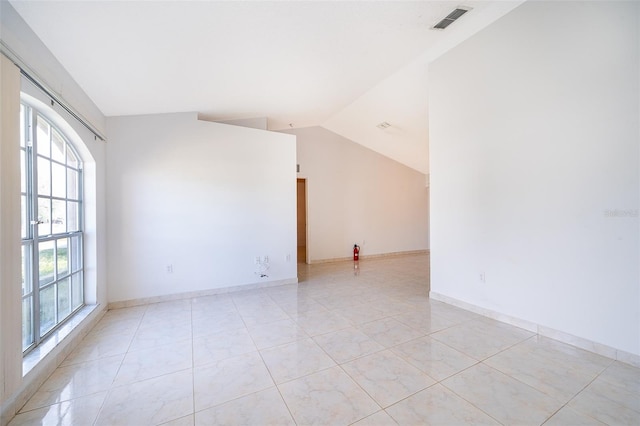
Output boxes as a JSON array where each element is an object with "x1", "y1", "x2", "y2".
[{"x1": 296, "y1": 178, "x2": 307, "y2": 263}]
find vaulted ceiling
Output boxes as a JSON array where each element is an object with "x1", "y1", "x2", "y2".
[{"x1": 9, "y1": 0, "x2": 524, "y2": 174}]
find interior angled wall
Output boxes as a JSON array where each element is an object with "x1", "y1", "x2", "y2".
[
  {"x1": 429, "y1": 1, "x2": 639, "y2": 357},
  {"x1": 285, "y1": 126, "x2": 429, "y2": 263},
  {"x1": 106, "y1": 113, "x2": 298, "y2": 304}
]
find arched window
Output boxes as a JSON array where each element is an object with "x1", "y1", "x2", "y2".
[{"x1": 20, "y1": 102, "x2": 84, "y2": 353}]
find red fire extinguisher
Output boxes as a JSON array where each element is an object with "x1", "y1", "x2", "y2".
[{"x1": 353, "y1": 244, "x2": 360, "y2": 261}]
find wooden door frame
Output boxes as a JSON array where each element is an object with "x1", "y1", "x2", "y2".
[{"x1": 296, "y1": 178, "x2": 309, "y2": 264}]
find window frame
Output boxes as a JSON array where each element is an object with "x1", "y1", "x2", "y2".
[{"x1": 21, "y1": 102, "x2": 85, "y2": 354}]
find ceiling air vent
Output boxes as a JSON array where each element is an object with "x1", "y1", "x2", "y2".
[{"x1": 432, "y1": 7, "x2": 469, "y2": 30}]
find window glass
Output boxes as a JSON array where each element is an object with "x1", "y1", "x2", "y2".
[
  {"x1": 22, "y1": 297, "x2": 33, "y2": 349},
  {"x1": 67, "y1": 149, "x2": 78, "y2": 169},
  {"x1": 21, "y1": 195, "x2": 27, "y2": 239},
  {"x1": 37, "y1": 197, "x2": 51, "y2": 236},
  {"x1": 57, "y1": 278, "x2": 71, "y2": 319},
  {"x1": 51, "y1": 163, "x2": 66, "y2": 198},
  {"x1": 37, "y1": 157, "x2": 50, "y2": 196},
  {"x1": 67, "y1": 202, "x2": 79, "y2": 232},
  {"x1": 51, "y1": 129, "x2": 65, "y2": 163},
  {"x1": 38, "y1": 240, "x2": 55, "y2": 287},
  {"x1": 52, "y1": 200, "x2": 66, "y2": 234},
  {"x1": 71, "y1": 273, "x2": 83, "y2": 310},
  {"x1": 67, "y1": 169, "x2": 78, "y2": 200},
  {"x1": 57, "y1": 238, "x2": 69, "y2": 277},
  {"x1": 36, "y1": 117, "x2": 50, "y2": 157},
  {"x1": 39, "y1": 285, "x2": 56, "y2": 335}
]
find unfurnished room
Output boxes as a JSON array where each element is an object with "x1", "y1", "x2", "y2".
[{"x1": 0, "y1": 1, "x2": 638, "y2": 425}]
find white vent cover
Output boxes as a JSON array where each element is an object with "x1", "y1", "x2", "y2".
[{"x1": 432, "y1": 7, "x2": 469, "y2": 30}]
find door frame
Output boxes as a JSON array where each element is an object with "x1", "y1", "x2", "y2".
[{"x1": 296, "y1": 178, "x2": 309, "y2": 264}]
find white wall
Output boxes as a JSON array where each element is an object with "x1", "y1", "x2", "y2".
[
  {"x1": 106, "y1": 113, "x2": 297, "y2": 304},
  {"x1": 284, "y1": 126, "x2": 429, "y2": 262},
  {"x1": 429, "y1": 1, "x2": 639, "y2": 356}
]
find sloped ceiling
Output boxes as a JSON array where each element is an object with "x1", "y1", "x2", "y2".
[{"x1": 9, "y1": 0, "x2": 524, "y2": 174}]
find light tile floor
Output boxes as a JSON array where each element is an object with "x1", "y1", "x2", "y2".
[{"x1": 9, "y1": 254, "x2": 640, "y2": 425}]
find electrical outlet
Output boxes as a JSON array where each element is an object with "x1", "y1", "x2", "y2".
[
  {"x1": 255, "y1": 256, "x2": 261, "y2": 264},
  {"x1": 264, "y1": 255, "x2": 269, "y2": 263},
  {"x1": 479, "y1": 272, "x2": 486, "y2": 283},
  {"x1": 167, "y1": 264, "x2": 173, "y2": 273},
  {"x1": 286, "y1": 254, "x2": 291, "y2": 262}
]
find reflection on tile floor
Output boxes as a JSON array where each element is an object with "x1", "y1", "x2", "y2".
[{"x1": 9, "y1": 254, "x2": 640, "y2": 425}]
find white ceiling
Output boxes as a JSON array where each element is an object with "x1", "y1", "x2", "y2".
[{"x1": 10, "y1": 0, "x2": 523, "y2": 173}]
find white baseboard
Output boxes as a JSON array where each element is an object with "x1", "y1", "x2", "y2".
[
  {"x1": 429, "y1": 291, "x2": 640, "y2": 368},
  {"x1": 310, "y1": 249, "x2": 429, "y2": 265},
  {"x1": 108, "y1": 277, "x2": 299, "y2": 310}
]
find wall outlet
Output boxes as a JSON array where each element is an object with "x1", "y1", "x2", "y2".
[
  {"x1": 166, "y1": 264, "x2": 173, "y2": 273},
  {"x1": 264, "y1": 255, "x2": 269, "y2": 263},
  {"x1": 479, "y1": 272, "x2": 486, "y2": 283},
  {"x1": 255, "y1": 256, "x2": 261, "y2": 265},
  {"x1": 286, "y1": 254, "x2": 291, "y2": 262}
]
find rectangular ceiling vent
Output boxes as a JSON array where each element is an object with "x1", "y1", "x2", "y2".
[{"x1": 432, "y1": 7, "x2": 469, "y2": 30}]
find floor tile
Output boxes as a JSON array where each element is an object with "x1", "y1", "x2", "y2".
[
  {"x1": 89, "y1": 316, "x2": 141, "y2": 338},
  {"x1": 358, "y1": 317, "x2": 425, "y2": 348},
  {"x1": 484, "y1": 335, "x2": 611, "y2": 400},
  {"x1": 543, "y1": 406, "x2": 605, "y2": 426},
  {"x1": 260, "y1": 338, "x2": 336, "y2": 384},
  {"x1": 442, "y1": 363, "x2": 562, "y2": 425},
  {"x1": 294, "y1": 310, "x2": 352, "y2": 336},
  {"x1": 99, "y1": 306, "x2": 147, "y2": 324},
  {"x1": 60, "y1": 331, "x2": 133, "y2": 366},
  {"x1": 129, "y1": 320, "x2": 192, "y2": 351},
  {"x1": 278, "y1": 366, "x2": 380, "y2": 425},
  {"x1": 8, "y1": 392, "x2": 107, "y2": 426},
  {"x1": 351, "y1": 410, "x2": 398, "y2": 425},
  {"x1": 391, "y1": 335, "x2": 477, "y2": 381},
  {"x1": 194, "y1": 388, "x2": 295, "y2": 425},
  {"x1": 114, "y1": 341, "x2": 192, "y2": 385},
  {"x1": 430, "y1": 317, "x2": 533, "y2": 360},
  {"x1": 191, "y1": 294, "x2": 236, "y2": 314},
  {"x1": 392, "y1": 310, "x2": 458, "y2": 334},
  {"x1": 95, "y1": 370, "x2": 193, "y2": 426},
  {"x1": 191, "y1": 311, "x2": 245, "y2": 337},
  {"x1": 193, "y1": 351, "x2": 274, "y2": 411},
  {"x1": 193, "y1": 327, "x2": 256, "y2": 366},
  {"x1": 336, "y1": 303, "x2": 388, "y2": 326},
  {"x1": 313, "y1": 327, "x2": 385, "y2": 364},
  {"x1": 386, "y1": 384, "x2": 500, "y2": 425},
  {"x1": 237, "y1": 305, "x2": 290, "y2": 327},
  {"x1": 248, "y1": 318, "x2": 308, "y2": 350},
  {"x1": 21, "y1": 355, "x2": 123, "y2": 411},
  {"x1": 567, "y1": 364, "x2": 640, "y2": 425},
  {"x1": 276, "y1": 299, "x2": 328, "y2": 316},
  {"x1": 14, "y1": 254, "x2": 637, "y2": 426},
  {"x1": 160, "y1": 414, "x2": 194, "y2": 426},
  {"x1": 593, "y1": 360, "x2": 640, "y2": 407},
  {"x1": 342, "y1": 350, "x2": 435, "y2": 408},
  {"x1": 366, "y1": 298, "x2": 415, "y2": 316}
]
